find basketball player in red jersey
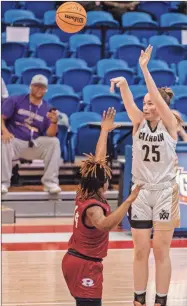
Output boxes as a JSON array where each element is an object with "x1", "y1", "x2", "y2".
[
  {"x1": 62, "y1": 107, "x2": 141, "y2": 306},
  {"x1": 110, "y1": 46, "x2": 181, "y2": 306}
]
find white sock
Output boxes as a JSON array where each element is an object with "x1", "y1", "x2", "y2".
[
  {"x1": 135, "y1": 290, "x2": 146, "y2": 295},
  {"x1": 156, "y1": 292, "x2": 167, "y2": 297}
]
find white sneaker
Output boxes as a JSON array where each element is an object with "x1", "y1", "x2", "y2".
[
  {"x1": 44, "y1": 185, "x2": 61, "y2": 194},
  {"x1": 1, "y1": 185, "x2": 8, "y2": 194}
]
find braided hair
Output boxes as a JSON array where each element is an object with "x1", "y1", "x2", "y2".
[{"x1": 77, "y1": 153, "x2": 112, "y2": 201}]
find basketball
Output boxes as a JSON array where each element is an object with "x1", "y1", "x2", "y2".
[{"x1": 56, "y1": 2, "x2": 87, "y2": 33}]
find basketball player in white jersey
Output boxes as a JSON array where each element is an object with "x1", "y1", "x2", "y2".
[{"x1": 110, "y1": 45, "x2": 181, "y2": 306}]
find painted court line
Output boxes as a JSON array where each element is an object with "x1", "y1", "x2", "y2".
[
  {"x1": 2, "y1": 231, "x2": 132, "y2": 243},
  {"x1": 1, "y1": 224, "x2": 122, "y2": 234},
  {"x1": 2, "y1": 302, "x2": 132, "y2": 306},
  {"x1": 3, "y1": 300, "x2": 187, "y2": 306}
]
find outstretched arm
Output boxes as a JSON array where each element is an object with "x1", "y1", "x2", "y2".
[
  {"x1": 95, "y1": 107, "x2": 120, "y2": 161},
  {"x1": 110, "y1": 77, "x2": 144, "y2": 125},
  {"x1": 86, "y1": 185, "x2": 141, "y2": 231},
  {"x1": 139, "y1": 45, "x2": 177, "y2": 139}
]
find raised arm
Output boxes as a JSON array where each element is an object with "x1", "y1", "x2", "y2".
[
  {"x1": 139, "y1": 45, "x2": 178, "y2": 139},
  {"x1": 86, "y1": 185, "x2": 141, "y2": 231},
  {"x1": 110, "y1": 77, "x2": 144, "y2": 125},
  {"x1": 95, "y1": 107, "x2": 120, "y2": 161}
]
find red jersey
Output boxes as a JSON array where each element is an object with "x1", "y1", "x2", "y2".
[{"x1": 68, "y1": 197, "x2": 111, "y2": 259}]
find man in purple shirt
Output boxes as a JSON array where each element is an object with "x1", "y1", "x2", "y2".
[{"x1": 2, "y1": 75, "x2": 61, "y2": 194}]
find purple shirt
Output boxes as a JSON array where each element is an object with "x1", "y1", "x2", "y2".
[{"x1": 2, "y1": 95, "x2": 51, "y2": 141}]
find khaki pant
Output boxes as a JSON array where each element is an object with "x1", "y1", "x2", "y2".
[{"x1": 2, "y1": 136, "x2": 61, "y2": 188}]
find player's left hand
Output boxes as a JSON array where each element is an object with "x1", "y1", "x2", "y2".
[
  {"x1": 47, "y1": 110, "x2": 58, "y2": 124},
  {"x1": 139, "y1": 45, "x2": 153, "y2": 69},
  {"x1": 101, "y1": 107, "x2": 121, "y2": 132}
]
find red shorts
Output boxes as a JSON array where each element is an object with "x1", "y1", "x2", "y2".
[{"x1": 62, "y1": 252, "x2": 103, "y2": 299}]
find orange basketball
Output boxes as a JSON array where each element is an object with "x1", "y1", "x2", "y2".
[{"x1": 56, "y1": 2, "x2": 87, "y2": 33}]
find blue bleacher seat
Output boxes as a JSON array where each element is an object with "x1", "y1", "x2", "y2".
[
  {"x1": 174, "y1": 95, "x2": 187, "y2": 116},
  {"x1": 150, "y1": 34, "x2": 179, "y2": 47},
  {"x1": 49, "y1": 94, "x2": 80, "y2": 117},
  {"x1": 109, "y1": 34, "x2": 140, "y2": 53},
  {"x1": 114, "y1": 43, "x2": 145, "y2": 68},
  {"x1": 7, "y1": 84, "x2": 29, "y2": 96},
  {"x1": 76, "y1": 44, "x2": 102, "y2": 68},
  {"x1": 29, "y1": 33, "x2": 60, "y2": 53},
  {"x1": 122, "y1": 12, "x2": 158, "y2": 41},
  {"x1": 178, "y1": 60, "x2": 187, "y2": 85},
  {"x1": 90, "y1": 94, "x2": 121, "y2": 114},
  {"x1": 61, "y1": 68, "x2": 93, "y2": 93},
  {"x1": 161, "y1": 13, "x2": 187, "y2": 27},
  {"x1": 97, "y1": 59, "x2": 128, "y2": 77},
  {"x1": 44, "y1": 84, "x2": 74, "y2": 101},
  {"x1": 138, "y1": 1, "x2": 170, "y2": 21},
  {"x1": 70, "y1": 112, "x2": 102, "y2": 133},
  {"x1": 2, "y1": 67, "x2": 12, "y2": 84},
  {"x1": 21, "y1": 67, "x2": 53, "y2": 85},
  {"x1": 83, "y1": 84, "x2": 111, "y2": 106},
  {"x1": 104, "y1": 68, "x2": 134, "y2": 86},
  {"x1": 137, "y1": 59, "x2": 170, "y2": 77},
  {"x1": 22, "y1": 1, "x2": 56, "y2": 20},
  {"x1": 50, "y1": 27, "x2": 74, "y2": 43},
  {"x1": 86, "y1": 11, "x2": 119, "y2": 42},
  {"x1": 2, "y1": 42, "x2": 27, "y2": 67},
  {"x1": 97, "y1": 59, "x2": 134, "y2": 85},
  {"x1": 87, "y1": 11, "x2": 119, "y2": 27},
  {"x1": 69, "y1": 34, "x2": 102, "y2": 68},
  {"x1": 69, "y1": 34, "x2": 101, "y2": 53},
  {"x1": 171, "y1": 85, "x2": 187, "y2": 97},
  {"x1": 144, "y1": 68, "x2": 176, "y2": 87},
  {"x1": 55, "y1": 58, "x2": 87, "y2": 79},
  {"x1": 138, "y1": 59, "x2": 176, "y2": 87},
  {"x1": 4, "y1": 9, "x2": 40, "y2": 24},
  {"x1": 130, "y1": 85, "x2": 147, "y2": 96},
  {"x1": 149, "y1": 35, "x2": 186, "y2": 64},
  {"x1": 35, "y1": 42, "x2": 67, "y2": 67},
  {"x1": 148, "y1": 59, "x2": 169, "y2": 70},
  {"x1": 15, "y1": 58, "x2": 47, "y2": 79},
  {"x1": 69, "y1": 112, "x2": 102, "y2": 161},
  {"x1": 161, "y1": 13, "x2": 187, "y2": 42}
]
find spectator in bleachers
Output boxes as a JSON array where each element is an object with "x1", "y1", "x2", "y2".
[
  {"x1": 56, "y1": 1, "x2": 102, "y2": 11},
  {"x1": 1, "y1": 74, "x2": 62, "y2": 195},
  {"x1": 2, "y1": 78, "x2": 9, "y2": 101},
  {"x1": 172, "y1": 110, "x2": 187, "y2": 141},
  {"x1": 103, "y1": 1, "x2": 140, "y2": 23}
]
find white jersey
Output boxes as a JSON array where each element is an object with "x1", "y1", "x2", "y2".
[{"x1": 132, "y1": 119, "x2": 178, "y2": 184}]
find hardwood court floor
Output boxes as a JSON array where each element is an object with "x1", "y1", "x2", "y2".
[{"x1": 2, "y1": 248, "x2": 187, "y2": 306}]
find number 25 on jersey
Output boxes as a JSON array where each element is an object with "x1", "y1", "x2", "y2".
[{"x1": 142, "y1": 145, "x2": 160, "y2": 162}]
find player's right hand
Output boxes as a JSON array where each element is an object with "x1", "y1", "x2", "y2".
[
  {"x1": 2, "y1": 131, "x2": 14, "y2": 144},
  {"x1": 110, "y1": 77, "x2": 127, "y2": 93},
  {"x1": 127, "y1": 185, "x2": 142, "y2": 203},
  {"x1": 101, "y1": 107, "x2": 121, "y2": 132}
]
